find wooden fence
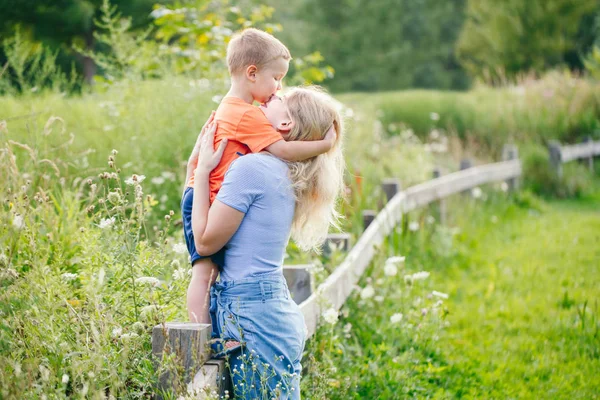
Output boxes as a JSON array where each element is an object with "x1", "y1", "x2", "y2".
[{"x1": 152, "y1": 139, "x2": 599, "y2": 398}]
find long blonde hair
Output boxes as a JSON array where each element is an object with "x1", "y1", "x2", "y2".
[{"x1": 284, "y1": 86, "x2": 345, "y2": 252}]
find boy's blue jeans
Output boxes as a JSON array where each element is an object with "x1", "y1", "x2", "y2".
[{"x1": 210, "y1": 270, "x2": 307, "y2": 399}]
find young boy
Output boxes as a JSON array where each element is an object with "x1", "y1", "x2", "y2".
[{"x1": 181, "y1": 28, "x2": 335, "y2": 328}]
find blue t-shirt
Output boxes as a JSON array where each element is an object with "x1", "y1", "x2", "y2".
[{"x1": 215, "y1": 153, "x2": 295, "y2": 281}]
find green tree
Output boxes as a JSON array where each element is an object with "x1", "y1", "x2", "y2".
[
  {"x1": 0, "y1": 0, "x2": 158, "y2": 82},
  {"x1": 457, "y1": 0, "x2": 598, "y2": 82}
]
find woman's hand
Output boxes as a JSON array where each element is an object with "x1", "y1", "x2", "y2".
[
  {"x1": 195, "y1": 119, "x2": 228, "y2": 175},
  {"x1": 188, "y1": 111, "x2": 215, "y2": 167}
]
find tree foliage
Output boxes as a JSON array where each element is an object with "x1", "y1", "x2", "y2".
[{"x1": 457, "y1": 0, "x2": 599, "y2": 83}]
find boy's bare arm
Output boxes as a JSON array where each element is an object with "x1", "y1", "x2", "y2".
[{"x1": 266, "y1": 125, "x2": 337, "y2": 161}]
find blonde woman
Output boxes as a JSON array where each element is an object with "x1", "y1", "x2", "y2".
[{"x1": 191, "y1": 86, "x2": 344, "y2": 399}]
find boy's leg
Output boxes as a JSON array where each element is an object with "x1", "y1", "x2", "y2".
[{"x1": 187, "y1": 258, "x2": 219, "y2": 323}]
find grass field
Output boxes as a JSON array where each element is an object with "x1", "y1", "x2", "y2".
[{"x1": 303, "y1": 190, "x2": 600, "y2": 399}]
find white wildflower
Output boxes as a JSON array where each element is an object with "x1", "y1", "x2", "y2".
[
  {"x1": 112, "y1": 327, "x2": 123, "y2": 338},
  {"x1": 322, "y1": 308, "x2": 338, "y2": 325},
  {"x1": 390, "y1": 313, "x2": 403, "y2": 324},
  {"x1": 386, "y1": 256, "x2": 406, "y2": 265},
  {"x1": 12, "y1": 214, "x2": 24, "y2": 229},
  {"x1": 107, "y1": 192, "x2": 121, "y2": 204},
  {"x1": 343, "y1": 323, "x2": 352, "y2": 333},
  {"x1": 411, "y1": 271, "x2": 430, "y2": 281},
  {"x1": 432, "y1": 290, "x2": 449, "y2": 299},
  {"x1": 426, "y1": 215, "x2": 436, "y2": 225},
  {"x1": 471, "y1": 187, "x2": 482, "y2": 199},
  {"x1": 409, "y1": 221, "x2": 419, "y2": 232},
  {"x1": 150, "y1": 7, "x2": 173, "y2": 19},
  {"x1": 135, "y1": 276, "x2": 160, "y2": 287},
  {"x1": 120, "y1": 332, "x2": 139, "y2": 342},
  {"x1": 500, "y1": 182, "x2": 509, "y2": 192},
  {"x1": 140, "y1": 305, "x2": 159, "y2": 319},
  {"x1": 39, "y1": 365, "x2": 50, "y2": 381},
  {"x1": 384, "y1": 263, "x2": 398, "y2": 277},
  {"x1": 62, "y1": 374, "x2": 69, "y2": 384},
  {"x1": 172, "y1": 268, "x2": 187, "y2": 281},
  {"x1": 360, "y1": 285, "x2": 375, "y2": 300},
  {"x1": 212, "y1": 95, "x2": 223, "y2": 104},
  {"x1": 374, "y1": 295, "x2": 384, "y2": 303},
  {"x1": 61, "y1": 272, "x2": 78, "y2": 282},
  {"x1": 98, "y1": 217, "x2": 115, "y2": 229},
  {"x1": 172, "y1": 243, "x2": 187, "y2": 254},
  {"x1": 151, "y1": 176, "x2": 165, "y2": 185},
  {"x1": 161, "y1": 171, "x2": 176, "y2": 181},
  {"x1": 430, "y1": 112, "x2": 440, "y2": 121},
  {"x1": 125, "y1": 174, "x2": 146, "y2": 186}
]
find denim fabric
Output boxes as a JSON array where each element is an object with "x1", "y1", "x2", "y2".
[
  {"x1": 210, "y1": 270, "x2": 307, "y2": 399},
  {"x1": 180, "y1": 186, "x2": 225, "y2": 268}
]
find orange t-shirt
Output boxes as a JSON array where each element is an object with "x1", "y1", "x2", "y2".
[{"x1": 188, "y1": 97, "x2": 282, "y2": 203}]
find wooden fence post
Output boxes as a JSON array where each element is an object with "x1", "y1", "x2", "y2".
[
  {"x1": 459, "y1": 159, "x2": 473, "y2": 195},
  {"x1": 502, "y1": 144, "x2": 519, "y2": 191},
  {"x1": 432, "y1": 168, "x2": 446, "y2": 224},
  {"x1": 584, "y1": 136, "x2": 594, "y2": 172},
  {"x1": 283, "y1": 264, "x2": 314, "y2": 304},
  {"x1": 152, "y1": 323, "x2": 213, "y2": 397},
  {"x1": 362, "y1": 210, "x2": 376, "y2": 230},
  {"x1": 324, "y1": 233, "x2": 352, "y2": 257},
  {"x1": 548, "y1": 141, "x2": 563, "y2": 178},
  {"x1": 381, "y1": 178, "x2": 401, "y2": 204}
]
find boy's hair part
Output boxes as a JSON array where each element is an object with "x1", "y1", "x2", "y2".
[{"x1": 226, "y1": 28, "x2": 291, "y2": 75}]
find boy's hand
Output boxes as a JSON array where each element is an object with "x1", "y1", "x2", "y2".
[
  {"x1": 324, "y1": 124, "x2": 337, "y2": 151},
  {"x1": 188, "y1": 111, "x2": 215, "y2": 167}
]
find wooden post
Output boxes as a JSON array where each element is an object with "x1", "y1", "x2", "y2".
[
  {"x1": 324, "y1": 233, "x2": 351, "y2": 257},
  {"x1": 283, "y1": 264, "x2": 314, "y2": 304},
  {"x1": 189, "y1": 359, "x2": 232, "y2": 398},
  {"x1": 459, "y1": 159, "x2": 473, "y2": 195},
  {"x1": 152, "y1": 323, "x2": 212, "y2": 396},
  {"x1": 584, "y1": 136, "x2": 594, "y2": 172},
  {"x1": 548, "y1": 141, "x2": 563, "y2": 178},
  {"x1": 362, "y1": 210, "x2": 376, "y2": 230},
  {"x1": 432, "y1": 168, "x2": 446, "y2": 224},
  {"x1": 502, "y1": 144, "x2": 519, "y2": 191},
  {"x1": 381, "y1": 178, "x2": 401, "y2": 204}
]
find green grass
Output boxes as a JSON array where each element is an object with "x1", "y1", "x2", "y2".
[{"x1": 303, "y1": 190, "x2": 600, "y2": 399}]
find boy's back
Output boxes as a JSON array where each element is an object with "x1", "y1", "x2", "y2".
[{"x1": 187, "y1": 96, "x2": 282, "y2": 202}]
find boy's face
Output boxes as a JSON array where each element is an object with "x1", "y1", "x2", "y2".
[
  {"x1": 259, "y1": 95, "x2": 293, "y2": 141},
  {"x1": 251, "y1": 57, "x2": 289, "y2": 104}
]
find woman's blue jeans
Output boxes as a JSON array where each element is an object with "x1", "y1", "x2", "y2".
[{"x1": 210, "y1": 270, "x2": 307, "y2": 399}]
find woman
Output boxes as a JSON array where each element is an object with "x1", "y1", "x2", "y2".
[{"x1": 190, "y1": 86, "x2": 344, "y2": 399}]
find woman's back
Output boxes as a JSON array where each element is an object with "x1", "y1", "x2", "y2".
[{"x1": 216, "y1": 153, "x2": 295, "y2": 281}]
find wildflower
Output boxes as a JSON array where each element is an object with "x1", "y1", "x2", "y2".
[
  {"x1": 374, "y1": 295, "x2": 384, "y2": 303},
  {"x1": 107, "y1": 191, "x2": 121, "y2": 204},
  {"x1": 173, "y1": 243, "x2": 187, "y2": 254},
  {"x1": 430, "y1": 112, "x2": 440, "y2": 121},
  {"x1": 411, "y1": 271, "x2": 430, "y2": 281},
  {"x1": 62, "y1": 374, "x2": 69, "y2": 384},
  {"x1": 172, "y1": 267, "x2": 188, "y2": 281},
  {"x1": 390, "y1": 313, "x2": 403, "y2": 324},
  {"x1": 135, "y1": 276, "x2": 160, "y2": 287},
  {"x1": 343, "y1": 323, "x2": 352, "y2": 334},
  {"x1": 432, "y1": 290, "x2": 449, "y2": 299},
  {"x1": 360, "y1": 285, "x2": 375, "y2": 300},
  {"x1": 150, "y1": 7, "x2": 174, "y2": 19},
  {"x1": 39, "y1": 365, "x2": 50, "y2": 381},
  {"x1": 384, "y1": 263, "x2": 397, "y2": 276},
  {"x1": 408, "y1": 221, "x2": 419, "y2": 232},
  {"x1": 120, "y1": 332, "x2": 139, "y2": 342},
  {"x1": 151, "y1": 176, "x2": 165, "y2": 185},
  {"x1": 212, "y1": 95, "x2": 223, "y2": 104},
  {"x1": 61, "y1": 272, "x2": 78, "y2": 282},
  {"x1": 12, "y1": 214, "x2": 24, "y2": 229},
  {"x1": 426, "y1": 215, "x2": 435, "y2": 225},
  {"x1": 161, "y1": 171, "x2": 176, "y2": 181},
  {"x1": 500, "y1": 182, "x2": 509, "y2": 192},
  {"x1": 386, "y1": 255, "x2": 406, "y2": 264},
  {"x1": 125, "y1": 174, "x2": 146, "y2": 186},
  {"x1": 0, "y1": 253, "x2": 8, "y2": 267},
  {"x1": 471, "y1": 187, "x2": 482, "y2": 199},
  {"x1": 140, "y1": 305, "x2": 159, "y2": 319},
  {"x1": 322, "y1": 308, "x2": 338, "y2": 325},
  {"x1": 98, "y1": 217, "x2": 116, "y2": 229},
  {"x1": 421, "y1": 308, "x2": 428, "y2": 316},
  {"x1": 112, "y1": 327, "x2": 123, "y2": 338}
]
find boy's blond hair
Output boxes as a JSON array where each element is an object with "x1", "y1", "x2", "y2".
[
  {"x1": 226, "y1": 28, "x2": 291, "y2": 75},
  {"x1": 284, "y1": 86, "x2": 345, "y2": 252}
]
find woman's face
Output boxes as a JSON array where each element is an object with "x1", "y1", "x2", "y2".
[{"x1": 259, "y1": 95, "x2": 293, "y2": 141}]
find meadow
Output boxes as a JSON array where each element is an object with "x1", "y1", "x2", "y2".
[{"x1": 1, "y1": 75, "x2": 600, "y2": 398}]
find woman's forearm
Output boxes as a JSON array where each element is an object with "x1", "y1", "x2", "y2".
[{"x1": 191, "y1": 169, "x2": 211, "y2": 252}]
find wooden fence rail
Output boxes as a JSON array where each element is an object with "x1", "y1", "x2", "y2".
[{"x1": 153, "y1": 137, "x2": 598, "y2": 397}]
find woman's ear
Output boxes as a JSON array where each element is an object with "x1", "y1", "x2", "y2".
[
  {"x1": 277, "y1": 119, "x2": 294, "y2": 133},
  {"x1": 246, "y1": 65, "x2": 258, "y2": 82}
]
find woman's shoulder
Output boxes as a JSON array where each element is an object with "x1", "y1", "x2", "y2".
[{"x1": 231, "y1": 153, "x2": 287, "y2": 174}]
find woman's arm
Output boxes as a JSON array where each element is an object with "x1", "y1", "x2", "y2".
[
  {"x1": 191, "y1": 118, "x2": 245, "y2": 255},
  {"x1": 184, "y1": 111, "x2": 215, "y2": 195}
]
